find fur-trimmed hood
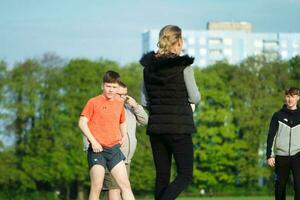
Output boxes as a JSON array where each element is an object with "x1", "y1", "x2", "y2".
[{"x1": 139, "y1": 51, "x2": 194, "y2": 70}]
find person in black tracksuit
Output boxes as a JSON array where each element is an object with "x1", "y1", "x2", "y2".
[
  {"x1": 140, "y1": 25, "x2": 200, "y2": 200},
  {"x1": 266, "y1": 87, "x2": 300, "y2": 200}
]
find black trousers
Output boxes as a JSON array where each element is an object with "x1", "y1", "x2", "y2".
[
  {"x1": 275, "y1": 152, "x2": 300, "y2": 200},
  {"x1": 150, "y1": 134, "x2": 193, "y2": 200}
]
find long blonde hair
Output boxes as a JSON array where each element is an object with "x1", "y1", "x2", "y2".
[{"x1": 157, "y1": 25, "x2": 182, "y2": 55}]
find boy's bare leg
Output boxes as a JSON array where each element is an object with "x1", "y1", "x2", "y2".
[
  {"x1": 89, "y1": 165, "x2": 105, "y2": 200},
  {"x1": 111, "y1": 161, "x2": 135, "y2": 200},
  {"x1": 105, "y1": 189, "x2": 122, "y2": 200}
]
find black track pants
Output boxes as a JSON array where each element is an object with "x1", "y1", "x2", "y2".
[
  {"x1": 150, "y1": 134, "x2": 194, "y2": 200},
  {"x1": 275, "y1": 153, "x2": 300, "y2": 200}
]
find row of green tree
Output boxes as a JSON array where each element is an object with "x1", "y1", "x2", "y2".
[{"x1": 0, "y1": 54, "x2": 299, "y2": 199}]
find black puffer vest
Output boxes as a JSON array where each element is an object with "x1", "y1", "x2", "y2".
[{"x1": 140, "y1": 51, "x2": 196, "y2": 135}]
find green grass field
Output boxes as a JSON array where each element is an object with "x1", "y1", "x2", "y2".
[{"x1": 137, "y1": 196, "x2": 293, "y2": 200}]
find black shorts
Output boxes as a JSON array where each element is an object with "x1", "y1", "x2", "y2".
[{"x1": 87, "y1": 144, "x2": 125, "y2": 171}]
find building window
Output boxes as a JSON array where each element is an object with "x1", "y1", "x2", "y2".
[
  {"x1": 188, "y1": 48, "x2": 195, "y2": 56},
  {"x1": 254, "y1": 51, "x2": 260, "y2": 56},
  {"x1": 265, "y1": 52, "x2": 279, "y2": 60},
  {"x1": 209, "y1": 38, "x2": 222, "y2": 45},
  {"x1": 292, "y1": 40, "x2": 299, "y2": 48},
  {"x1": 199, "y1": 59, "x2": 206, "y2": 66},
  {"x1": 264, "y1": 41, "x2": 279, "y2": 49},
  {"x1": 292, "y1": 51, "x2": 299, "y2": 57},
  {"x1": 281, "y1": 51, "x2": 288, "y2": 59},
  {"x1": 254, "y1": 40, "x2": 263, "y2": 48},
  {"x1": 208, "y1": 60, "x2": 217, "y2": 65},
  {"x1": 224, "y1": 38, "x2": 233, "y2": 45},
  {"x1": 228, "y1": 58, "x2": 234, "y2": 64},
  {"x1": 281, "y1": 40, "x2": 287, "y2": 48},
  {"x1": 188, "y1": 38, "x2": 195, "y2": 45},
  {"x1": 199, "y1": 48, "x2": 207, "y2": 56},
  {"x1": 224, "y1": 49, "x2": 233, "y2": 56},
  {"x1": 209, "y1": 49, "x2": 222, "y2": 57},
  {"x1": 199, "y1": 37, "x2": 206, "y2": 45}
]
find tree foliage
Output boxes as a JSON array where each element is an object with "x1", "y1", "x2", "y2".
[{"x1": 0, "y1": 55, "x2": 298, "y2": 198}]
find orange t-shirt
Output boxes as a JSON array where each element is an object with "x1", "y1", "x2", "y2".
[{"x1": 81, "y1": 95, "x2": 125, "y2": 147}]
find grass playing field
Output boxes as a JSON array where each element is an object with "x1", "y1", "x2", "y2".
[{"x1": 137, "y1": 196, "x2": 293, "y2": 200}]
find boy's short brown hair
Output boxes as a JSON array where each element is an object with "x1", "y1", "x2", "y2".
[
  {"x1": 285, "y1": 87, "x2": 300, "y2": 96},
  {"x1": 103, "y1": 70, "x2": 120, "y2": 84}
]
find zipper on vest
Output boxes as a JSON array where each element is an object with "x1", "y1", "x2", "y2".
[{"x1": 289, "y1": 121, "x2": 293, "y2": 156}]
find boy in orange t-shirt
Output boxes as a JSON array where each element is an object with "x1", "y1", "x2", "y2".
[{"x1": 78, "y1": 70, "x2": 135, "y2": 200}]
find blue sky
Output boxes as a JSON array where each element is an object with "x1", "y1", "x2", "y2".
[{"x1": 1, "y1": 0, "x2": 300, "y2": 67}]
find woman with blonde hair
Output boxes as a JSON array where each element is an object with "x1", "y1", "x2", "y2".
[{"x1": 140, "y1": 25, "x2": 200, "y2": 200}]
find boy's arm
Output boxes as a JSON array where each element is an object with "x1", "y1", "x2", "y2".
[
  {"x1": 78, "y1": 116, "x2": 103, "y2": 152},
  {"x1": 126, "y1": 95, "x2": 148, "y2": 126},
  {"x1": 266, "y1": 113, "x2": 278, "y2": 167},
  {"x1": 119, "y1": 121, "x2": 127, "y2": 145},
  {"x1": 133, "y1": 105, "x2": 148, "y2": 126}
]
